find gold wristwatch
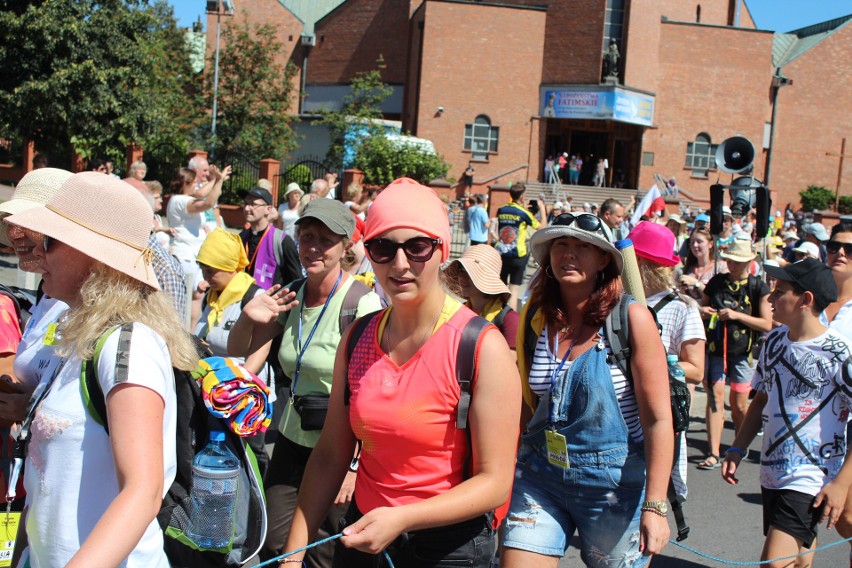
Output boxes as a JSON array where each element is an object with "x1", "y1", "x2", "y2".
[{"x1": 641, "y1": 500, "x2": 668, "y2": 516}]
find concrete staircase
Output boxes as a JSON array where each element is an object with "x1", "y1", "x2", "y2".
[{"x1": 524, "y1": 181, "x2": 638, "y2": 209}]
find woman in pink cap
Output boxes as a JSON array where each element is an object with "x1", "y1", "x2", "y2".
[
  {"x1": 284, "y1": 178, "x2": 521, "y2": 567},
  {"x1": 627, "y1": 221, "x2": 706, "y2": 509}
]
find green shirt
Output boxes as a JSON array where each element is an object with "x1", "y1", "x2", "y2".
[{"x1": 276, "y1": 276, "x2": 382, "y2": 447}]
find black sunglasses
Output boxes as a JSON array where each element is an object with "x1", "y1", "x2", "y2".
[
  {"x1": 364, "y1": 237, "x2": 442, "y2": 264},
  {"x1": 43, "y1": 235, "x2": 55, "y2": 252},
  {"x1": 826, "y1": 240, "x2": 852, "y2": 256},
  {"x1": 551, "y1": 213, "x2": 604, "y2": 233}
]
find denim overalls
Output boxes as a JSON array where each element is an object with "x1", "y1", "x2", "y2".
[{"x1": 502, "y1": 334, "x2": 650, "y2": 567}]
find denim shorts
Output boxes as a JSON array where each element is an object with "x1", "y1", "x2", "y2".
[
  {"x1": 502, "y1": 443, "x2": 649, "y2": 567},
  {"x1": 706, "y1": 355, "x2": 755, "y2": 393}
]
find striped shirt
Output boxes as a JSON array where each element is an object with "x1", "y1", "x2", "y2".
[{"x1": 528, "y1": 325, "x2": 643, "y2": 444}]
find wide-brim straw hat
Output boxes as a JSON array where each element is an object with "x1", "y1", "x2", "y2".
[
  {"x1": 720, "y1": 237, "x2": 756, "y2": 262},
  {"x1": 6, "y1": 172, "x2": 160, "y2": 289},
  {"x1": 530, "y1": 224, "x2": 624, "y2": 274},
  {"x1": 0, "y1": 168, "x2": 73, "y2": 245},
  {"x1": 443, "y1": 244, "x2": 510, "y2": 297}
]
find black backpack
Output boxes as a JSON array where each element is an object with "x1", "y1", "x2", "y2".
[
  {"x1": 706, "y1": 275, "x2": 760, "y2": 357},
  {"x1": 82, "y1": 324, "x2": 267, "y2": 567}
]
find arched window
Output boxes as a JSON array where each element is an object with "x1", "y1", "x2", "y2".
[
  {"x1": 685, "y1": 132, "x2": 717, "y2": 176},
  {"x1": 464, "y1": 115, "x2": 499, "y2": 160}
]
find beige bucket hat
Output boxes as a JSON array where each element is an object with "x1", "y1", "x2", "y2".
[
  {"x1": 720, "y1": 237, "x2": 756, "y2": 263},
  {"x1": 0, "y1": 168, "x2": 73, "y2": 245},
  {"x1": 444, "y1": 244, "x2": 510, "y2": 297},
  {"x1": 6, "y1": 172, "x2": 160, "y2": 289}
]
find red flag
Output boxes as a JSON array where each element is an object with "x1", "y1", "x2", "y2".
[{"x1": 631, "y1": 184, "x2": 666, "y2": 225}]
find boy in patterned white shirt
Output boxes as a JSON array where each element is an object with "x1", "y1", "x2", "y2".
[{"x1": 722, "y1": 257, "x2": 852, "y2": 566}]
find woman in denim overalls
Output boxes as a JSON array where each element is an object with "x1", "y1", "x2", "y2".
[{"x1": 502, "y1": 214, "x2": 674, "y2": 567}]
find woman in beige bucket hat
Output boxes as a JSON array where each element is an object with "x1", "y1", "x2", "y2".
[
  {"x1": 5, "y1": 172, "x2": 199, "y2": 567},
  {"x1": 444, "y1": 244, "x2": 519, "y2": 351}
]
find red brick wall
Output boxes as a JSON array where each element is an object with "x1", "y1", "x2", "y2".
[
  {"x1": 623, "y1": 0, "x2": 662, "y2": 92},
  {"x1": 309, "y1": 0, "x2": 412, "y2": 85},
  {"x1": 658, "y1": 0, "x2": 747, "y2": 27},
  {"x1": 206, "y1": 0, "x2": 303, "y2": 115},
  {"x1": 640, "y1": 22, "x2": 774, "y2": 200},
  {"x1": 415, "y1": 2, "x2": 546, "y2": 187},
  {"x1": 403, "y1": 6, "x2": 427, "y2": 133},
  {"x1": 769, "y1": 22, "x2": 852, "y2": 209},
  {"x1": 541, "y1": 0, "x2": 606, "y2": 85}
]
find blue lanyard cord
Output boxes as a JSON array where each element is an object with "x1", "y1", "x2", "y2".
[
  {"x1": 255, "y1": 532, "x2": 395, "y2": 567},
  {"x1": 290, "y1": 270, "x2": 342, "y2": 399},
  {"x1": 549, "y1": 327, "x2": 577, "y2": 392}
]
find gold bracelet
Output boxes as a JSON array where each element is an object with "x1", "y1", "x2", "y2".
[{"x1": 641, "y1": 506, "x2": 668, "y2": 517}]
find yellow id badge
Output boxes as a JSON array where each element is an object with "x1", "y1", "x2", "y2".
[
  {"x1": 43, "y1": 323, "x2": 58, "y2": 346},
  {"x1": 0, "y1": 512, "x2": 21, "y2": 566},
  {"x1": 545, "y1": 430, "x2": 569, "y2": 469}
]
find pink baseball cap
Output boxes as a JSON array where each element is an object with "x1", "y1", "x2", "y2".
[{"x1": 627, "y1": 221, "x2": 681, "y2": 267}]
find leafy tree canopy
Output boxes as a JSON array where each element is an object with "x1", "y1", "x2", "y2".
[
  {"x1": 799, "y1": 185, "x2": 835, "y2": 212},
  {"x1": 207, "y1": 19, "x2": 299, "y2": 162},
  {"x1": 0, "y1": 0, "x2": 201, "y2": 165}
]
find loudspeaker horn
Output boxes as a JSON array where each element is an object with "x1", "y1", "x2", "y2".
[{"x1": 715, "y1": 136, "x2": 755, "y2": 175}]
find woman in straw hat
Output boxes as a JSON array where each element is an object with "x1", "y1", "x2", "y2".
[
  {"x1": 444, "y1": 244, "x2": 518, "y2": 351},
  {"x1": 5, "y1": 172, "x2": 198, "y2": 568},
  {"x1": 229, "y1": 198, "x2": 381, "y2": 566},
  {"x1": 503, "y1": 212, "x2": 672, "y2": 567},
  {"x1": 276, "y1": 182, "x2": 304, "y2": 239},
  {"x1": 282, "y1": 178, "x2": 520, "y2": 567},
  {"x1": 697, "y1": 236, "x2": 772, "y2": 470}
]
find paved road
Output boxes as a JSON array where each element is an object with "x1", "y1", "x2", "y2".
[{"x1": 0, "y1": 250, "x2": 847, "y2": 567}]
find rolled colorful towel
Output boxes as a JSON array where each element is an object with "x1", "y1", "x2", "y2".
[{"x1": 192, "y1": 356, "x2": 272, "y2": 437}]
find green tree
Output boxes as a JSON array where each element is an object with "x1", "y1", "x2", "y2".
[
  {"x1": 799, "y1": 185, "x2": 835, "y2": 212},
  {"x1": 317, "y1": 58, "x2": 393, "y2": 168},
  {"x1": 0, "y1": 0, "x2": 199, "y2": 166},
  {"x1": 207, "y1": 20, "x2": 299, "y2": 161},
  {"x1": 354, "y1": 135, "x2": 450, "y2": 186}
]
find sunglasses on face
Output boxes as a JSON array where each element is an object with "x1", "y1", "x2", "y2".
[
  {"x1": 364, "y1": 237, "x2": 442, "y2": 264},
  {"x1": 43, "y1": 235, "x2": 56, "y2": 252},
  {"x1": 551, "y1": 213, "x2": 604, "y2": 233},
  {"x1": 826, "y1": 240, "x2": 852, "y2": 256}
]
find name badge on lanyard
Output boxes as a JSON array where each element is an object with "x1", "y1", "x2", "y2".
[{"x1": 546, "y1": 329, "x2": 575, "y2": 470}]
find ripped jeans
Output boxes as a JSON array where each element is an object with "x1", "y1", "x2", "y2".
[{"x1": 502, "y1": 443, "x2": 649, "y2": 567}]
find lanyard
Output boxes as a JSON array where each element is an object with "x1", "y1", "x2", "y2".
[
  {"x1": 549, "y1": 328, "x2": 577, "y2": 393},
  {"x1": 290, "y1": 271, "x2": 342, "y2": 400},
  {"x1": 7, "y1": 358, "x2": 68, "y2": 503}
]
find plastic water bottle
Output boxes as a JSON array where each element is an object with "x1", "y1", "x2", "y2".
[
  {"x1": 667, "y1": 354, "x2": 686, "y2": 384},
  {"x1": 186, "y1": 431, "x2": 240, "y2": 549}
]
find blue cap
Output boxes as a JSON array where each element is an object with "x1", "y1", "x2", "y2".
[
  {"x1": 210, "y1": 431, "x2": 225, "y2": 442},
  {"x1": 695, "y1": 213, "x2": 710, "y2": 223}
]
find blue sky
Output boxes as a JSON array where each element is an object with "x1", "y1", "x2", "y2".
[{"x1": 168, "y1": 1, "x2": 851, "y2": 34}]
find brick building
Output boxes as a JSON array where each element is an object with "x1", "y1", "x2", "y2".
[{"x1": 209, "y1": 0, "x2": 852, "y2": 208}]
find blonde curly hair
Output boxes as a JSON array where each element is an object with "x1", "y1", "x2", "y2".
[{"x1": 56, "y1": 263, "x2": 198, "y2": 370}]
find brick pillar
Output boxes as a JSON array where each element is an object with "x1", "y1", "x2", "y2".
[
  {"x1": 428, "y1": 179, "x2": 454, "y2": 202},
  {"x1": 343, "y1": 169, "x2": 364, "y2": 191},
  {"x1": 23, "y1": 140, "x2": 35, "y2": 172},
  {"x1": 126, "y1": 143, "x2": 144, "y2": 175},
  {"x1": 259, "y1": 159, "x2": 281, "y2": 208},
  {"x1": 188, "y1": 149, "x2": 208, "y2": 163}
]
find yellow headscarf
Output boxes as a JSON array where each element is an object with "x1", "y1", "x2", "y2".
[{"x1": 198, "y1": 229, "x2": 255, "y2": 328}]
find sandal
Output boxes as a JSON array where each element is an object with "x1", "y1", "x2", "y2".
[{"x1": 697, "y1": 454, "x2": 721, "y2": 470}]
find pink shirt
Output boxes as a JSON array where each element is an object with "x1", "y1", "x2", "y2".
[{"x1": 347, "y1": 306, "x2": 481, "y2": 513}]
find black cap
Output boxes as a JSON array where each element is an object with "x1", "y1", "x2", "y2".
[
  {"x1": 764, "y1": 257, "x2": 838, "y2": 309},
  {"x1": 238, "y1": 186, "x2": 273, "y2": 205}
]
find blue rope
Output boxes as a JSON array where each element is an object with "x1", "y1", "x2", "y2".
[
  {"x1": 255, "y1": 532, "x2": 395, "y2": 567},
  {"x1": 668, "y1": 535, "x2": 852, "y2": 565}
]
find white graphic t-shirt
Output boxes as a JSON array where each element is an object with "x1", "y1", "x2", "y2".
[{"x1": 753, "y1": 327, "x2": 852, "y2": 495}]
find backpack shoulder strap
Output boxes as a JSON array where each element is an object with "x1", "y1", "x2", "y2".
[
  {"x1": 491, "y1": 304, "x2": 512, "y2": 331},
  {"x1": 240, "y1": 283, "x2": 263, "y2": 311},
  {"x1": 82, "y1": 323, "x2": 134, "y2": 434},
  {"x1": 651, "y1": 291, "x2": 679, "y2": 315},
  {"x1": 522, "y1": 302, "x2": 539, "y2": 370},
  {"x1": 339, "y1": 279, "x2": 372, "y2": 333},
  {"x1": 272, "y1": 227, "x2": 284, "y2": 266},
  {"x1": 605, "y1": 293, "x2": 633, "y2": 383},
  {"x1": 455, "y1": 316, "x2": 491, "y2": 429}
]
